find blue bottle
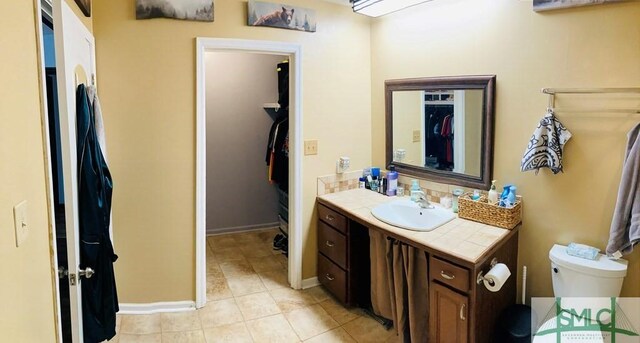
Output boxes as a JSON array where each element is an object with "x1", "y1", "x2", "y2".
[
  {"x1": 506, "y1": 186, "x2": 517, "y2": 207},
  {"x1": 499, "y1": 184, "x2": 513, "y2": 207}
]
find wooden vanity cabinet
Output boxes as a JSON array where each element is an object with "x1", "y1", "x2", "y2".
[
  {"x1": 430, "y1": 282, "x2": 469, "y2": 343},
  {"x1": 317, "y1": 204, "x2": 370, "y2": 306},
  {"x1": 317, "y1": 199, "x2": 519, "y2": 343}
]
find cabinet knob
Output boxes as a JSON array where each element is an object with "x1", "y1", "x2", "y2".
[
  {"x1": 460, "y1": 304, "x2": 466, "y2": 321},
  {"x1": 325, "y1": 240, "x2": 335, "y2": 247},
  {"x1": 440, "y1": 271, "x2": 455, "y2": 280},
  {"x1": 325, "y1": 214, "x2": 335, "y2": 221},
  {"x1": 325, "y1": 273, "x2": 335, "y2": 281}
]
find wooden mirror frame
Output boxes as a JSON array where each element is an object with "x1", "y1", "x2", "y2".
[{"x1": 385, "y1": 75, "x2": 496, "y2": 190}]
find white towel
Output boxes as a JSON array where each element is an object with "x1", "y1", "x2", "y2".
[
  {"x1": 521, "y1": 109, "x2": 572, "y2": 174},
  {"x1": 606, "y1": 123, "x2": 640, "y2": 257}
]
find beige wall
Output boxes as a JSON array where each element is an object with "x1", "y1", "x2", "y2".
[
  {"x1": 371, "y1": 0, "x2": 640, "y2": 298},
  {"x1": 392, "y1": 91, "x2": 423, "y2": 165},
  {"x1": 205, "y1": 52, "x2": 282, "y2": 233},
  {"x1": 93, "y1": 0, "x2": 371, "y2": 302},
  {"x1": 0, "y1": 1, "x2": 60, "y2": 341}
]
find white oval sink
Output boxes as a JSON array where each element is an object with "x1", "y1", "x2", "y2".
[{"x1": 371, "y1": 198, "x2": 455, "y2": 232}]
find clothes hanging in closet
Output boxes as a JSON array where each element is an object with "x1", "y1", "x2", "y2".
[
  {"x1": 277, "y1": 61, "x2": 289, "y2": 110},
  {"x1": 425, "y1": 105, "x2": 454, "y2": 170},
  {"x1": 441, "y1": 114, "x2": 454, "y2": 164},
  {"x1": 76, "y1": 84, "x2": 119, "y2": 343},
  {"x1": 266, "y1": 113, "x2": 289, "y2": 192}
]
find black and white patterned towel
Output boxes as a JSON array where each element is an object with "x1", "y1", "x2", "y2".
[{"x1": 521, "y1": 109, "x2": 572, "y2": 174}]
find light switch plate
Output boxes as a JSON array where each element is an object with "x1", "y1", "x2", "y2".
[
  {"x1": 304, "y1": 140, "x2": 318, "y2": 155},
  {"x1": 13, "y1": 200, "x2": 28, "y2": 247},
  {"x1": 413, "y1": 130, "x2": 421, "y2": 142}
]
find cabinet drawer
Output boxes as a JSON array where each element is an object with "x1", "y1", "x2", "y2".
[
  {"x1": 318, "y1": 221, "x2": 347, "y2": 269},
  {"x1": 318, "y1": 204, "x2": 347, "y2": 234},
  {"x1": 430, "y1": 256, "x2": 470, "y2": 293},
  {"x1": 318, "y1": 253, "x2": 347, "y2": 304}
]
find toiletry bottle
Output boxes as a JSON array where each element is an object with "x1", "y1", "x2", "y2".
[
  {"x1": 472, "y1": 190, "x2": 481, "y2": 201},
  {"x1": 370, "y1": 168, "x2": 380, "y2": 192},
  {"x1": 380, "y1": 176, "x2": 387, "y2": 194},
  {"x1": 370, "y1": 176, "x2": 379, "y2": 192},
  {"x1": 410, "y1": 180, "x2": 421, "y2": 201},
  {"x1": 371, "y1": 167, "x2": 380, "y2": 179},
  {"x1": 386, "y1": 166, "x2": 398, "y2": 196},
  {"x1": 506, "y1": 186, "x2": 517, "y2": 208},
  {"x1": 452, "y1": 189, "x2": 463, "y2": 213},
  {"x1": 488, "y1": 180, "x2": 499, "y2": 205},
  {"x1": 499, "y1": 184, "x2": 512, "y2": 207},
  {"x1": 359, "y1": 177, "x2": 366, "y2": 189}
]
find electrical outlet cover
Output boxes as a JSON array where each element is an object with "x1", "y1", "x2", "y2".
[
  {"x1": 304, "y1": 140, "x2": 318, "y2": 155},
  {"x1": 412, "y1": 130, "x2": 421, "y2": 142}
]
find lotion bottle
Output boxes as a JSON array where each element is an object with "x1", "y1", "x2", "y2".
[
  {"x1": 488, "y1": 180, "x2": 499, "y2": 205},
  {"x1": 386, "y1": 166, "x2": 398, "y2": 196}
]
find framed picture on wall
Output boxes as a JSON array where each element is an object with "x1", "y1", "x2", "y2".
[
  {"x1": 533, "y1": 0, "x2": 629, "y2": 12},
  {"x1": 74, "y1": 0, "x2": 91, "y2": 17},
  {"x1": 248, "y1": 1, "x2": 316, "y2": 32},
  {"x1": 136, "y1": 0, "x2": 214, "y2": 22}
]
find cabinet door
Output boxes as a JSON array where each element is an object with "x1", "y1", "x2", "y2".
[{"x1": 429, "y1": 282, "x2": 469, "y2": 343}]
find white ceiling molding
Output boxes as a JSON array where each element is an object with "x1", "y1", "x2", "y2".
[{"x1": 351, "y1": 0, "x2": 434, "y2": 17}]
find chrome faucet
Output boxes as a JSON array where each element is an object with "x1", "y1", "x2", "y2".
[{"x1": 414, "y1": 191, "x2": 433, "y2": 209}]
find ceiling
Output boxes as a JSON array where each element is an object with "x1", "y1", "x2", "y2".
[{"x1": 320, "y1": 0, "x2": 351, "y2": 6}]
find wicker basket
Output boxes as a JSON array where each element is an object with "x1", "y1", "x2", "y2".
[{"x1": 457, "y1": 193, "x2": 522, "y2": 229}]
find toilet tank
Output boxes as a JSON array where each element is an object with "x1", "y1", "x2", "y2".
[{"x1": 549, "y1": 244, "x2": 628, "y2": 297}]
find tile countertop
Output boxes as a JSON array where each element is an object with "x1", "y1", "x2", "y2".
[{"x1": 317, "y1": 189, "x2": 513, "y2": 264}]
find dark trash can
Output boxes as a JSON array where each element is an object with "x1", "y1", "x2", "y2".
[{"x1": 494, "y1": 304, "x2": 533, "y2": 343}]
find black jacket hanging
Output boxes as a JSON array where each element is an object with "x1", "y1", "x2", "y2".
[
  {"x1": 277, "y1": 61, "x2": 289, "y2": 110},
  {"x1": 265, "y1": 113, "x2": 289, "y2": 192},
  {"x1": 76, "y1": 84, "x2": 119, "y2": 342}
]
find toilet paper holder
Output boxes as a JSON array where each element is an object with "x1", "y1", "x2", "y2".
[{"x1": 476, "y1": 257, "x2": 499, "y2": 286}]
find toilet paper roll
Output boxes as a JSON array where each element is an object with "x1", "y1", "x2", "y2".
[{"x1": 483, "y1": 263, "x2": 511, "y2": 292}]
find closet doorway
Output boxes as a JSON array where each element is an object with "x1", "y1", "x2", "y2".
[{"x1": 195, "y1": 39, "x2": 303, "y2": 308}]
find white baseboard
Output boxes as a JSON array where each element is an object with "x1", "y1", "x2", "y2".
[
  {"x1": 207, "y1": 222, "x2": 280, "y2": 236},
  {"x1": 119, "y1": 301, "x2": 196, "y2": 314},
  {"x1": 301, "y1": 277, "x2": 320, "y2": 289}
]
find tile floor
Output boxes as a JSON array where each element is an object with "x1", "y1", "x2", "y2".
[{"x1": 111, "y1": 228, "x2": 398, "y2": 343}]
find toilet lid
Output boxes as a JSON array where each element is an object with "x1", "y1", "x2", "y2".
[{"x1": 549, "y1": 244, "x2": 628, "y2": 278}]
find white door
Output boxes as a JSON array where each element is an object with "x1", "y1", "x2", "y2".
[{"x1": 53, "y1": 0, "x2": 96, "y2": 340}]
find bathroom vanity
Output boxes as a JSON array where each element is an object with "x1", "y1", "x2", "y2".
[{"x1": 317, "y1": 189, "x2": 519, "y2": 343}]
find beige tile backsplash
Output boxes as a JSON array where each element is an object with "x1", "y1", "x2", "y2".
[{"x1": 317, "y1": 170, "x2": 483, "y2": 205}]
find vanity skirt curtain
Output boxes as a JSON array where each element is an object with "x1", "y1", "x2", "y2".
[
  {"x1": 369, "y1": 231, "x2": 429, "y2": 343},
  {"x1": 76, "y1": 84, "x2": 119, "y2": 342}
]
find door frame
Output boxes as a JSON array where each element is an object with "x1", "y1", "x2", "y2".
[
  {"x1": 195, "y1": 38, "x2": 304, "y2": 308},
  {"x1": 34, "y1": 0, "x2": 64, "y2": 341}
]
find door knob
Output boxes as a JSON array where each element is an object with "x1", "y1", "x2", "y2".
[{"x1": 79, "y1": 267, "x2": 94, "y2": 279}]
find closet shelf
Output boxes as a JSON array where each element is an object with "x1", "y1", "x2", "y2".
[{"x1": 263, "y1": 103, "x2": 281, "y2": 121}]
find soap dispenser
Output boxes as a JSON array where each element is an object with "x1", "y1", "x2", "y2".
[{"x1": 488, "y1": 180, "x2": 499, "y2": 205}]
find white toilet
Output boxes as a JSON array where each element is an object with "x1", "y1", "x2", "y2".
[
  {"x1": 532, "y1": 244, "x2": 629, "y2": 342},
  {"x1": 549, "y1": 244, "x2": 628, "y2": 298}
]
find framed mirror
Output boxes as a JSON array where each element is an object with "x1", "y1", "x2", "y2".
[{"x1": 385, "y1": 75, "x2": 496, "y2": 189}]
